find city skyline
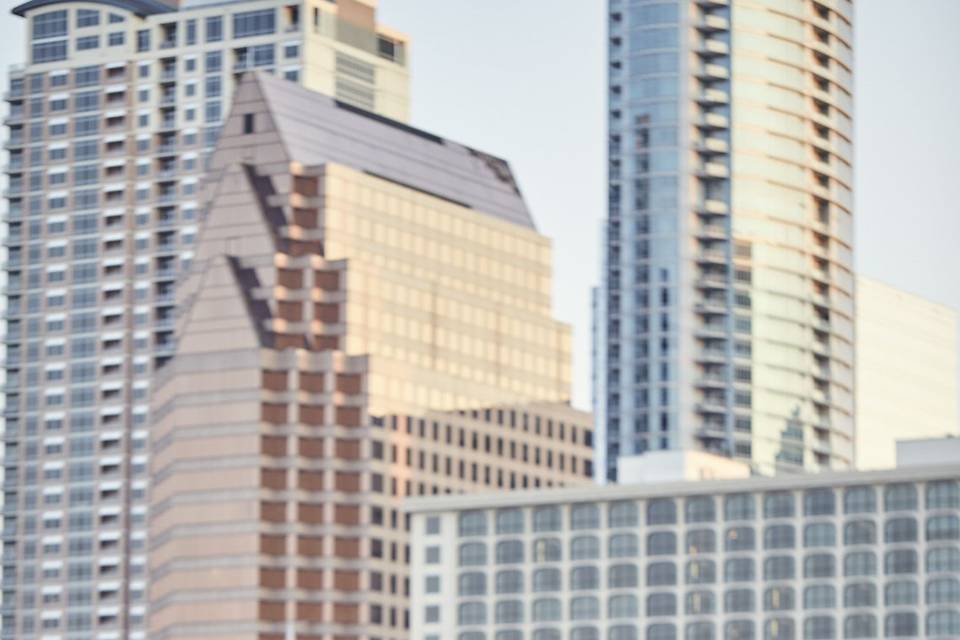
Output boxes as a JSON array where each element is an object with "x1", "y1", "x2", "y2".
[{"x1": 1, "y1": 1, "x2": 958, "y2": 411}]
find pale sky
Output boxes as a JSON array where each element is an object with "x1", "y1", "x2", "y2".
[{"x1": 1, "y1": 0, "x2": 957, "y2": 410}]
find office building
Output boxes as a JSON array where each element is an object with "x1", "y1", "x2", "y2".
[
  {"x1": 596, "y1": 0, "x2": 856, "y2": 478},
  {"x1": 409, "y1": 439, "x2": 960, "y2": 640},
  {"x1": 856, "y1": 276, "x2": 959, "y2": 469},
  {"x1": 2, "y1": 0, "x2": 408, "y2": 637},
  {"x1": 147, "y1": 72, "x2": 594, "y2": 639}
]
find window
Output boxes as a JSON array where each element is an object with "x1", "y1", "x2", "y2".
[
  {"x1": 108, "y1": 32, "x2": 124, "y2": 46},
  {"x1": 804, "y1": 523, "x2": 835, "y2": 547},
  {"x1": 570, "y1": 566, "x2": 599, "y2": 590},
  {"x1": 570, "y1": 596, "x2": 599, "y2": 620},
  {"x1": 844, "y1": 551, "x2": 876, "y2": 577},
  {"x1": 608, "y1": 625, "x2": 638, "y2": 640},
  {"x1": 804, "y1": 488, "x2": 835, "y2": 515},
  {"x1": 686, "y1": 529, "x2": 715, "y2": 554},
  {"x1": 532, "y1": 537, "x2": 562, "y2": 563},
  {"x1": 927, "y1": 480, "x2": 960, "y2": 509},
  {"x1": 885, "y1": 517, "x2": 918, "y2": 543},
  {"x1": 495, "y1": 570, "x2": 522, "y2": 594},
  {"x1": 647, "y1": 499, "x2": 676, "y2": 525},
  {"x1": 458, "y1": 543, "x2": 485, "y2": 566},
  {"x1": 206, "y1": 51, "x2": 223, "y2": 73},
  {"x1": 495, "y1": 509, "x2": 523, "y2": 534},
  {"x1": 76, "y1": 36, "x2": 99, "y2": 50},
  {"x1": 234, "y1": 9, "x2": 276, "y2": 38},
  {"x1": 927, "y1": 515, "x2": 960, "y2": 541},
  {"x1": 685, "y1": 591, "x2": 715, "y2": 615},
  {"x1": 33, "y1": 10, "x2": 68, "y2": 39},
  {"x1": 804, "y1": 553, "x2": 835, "y2": 578},
  {"x1": 571, "y1": 627, "x2": 599, "y2": 640},
  {"x1": 927, "y1": 611, "x2": 960, "y2": 637},
  {"x1": 725, "y1": 526, "x2": 755, "y2": 551},
  {"x1": 647, "y1": 624, "x2": 676, "y2": 640},
  {"x1": 724, "y1": 589, "x2": 754, "y2": 613},
  {"x1": 608, "y1": 594, "x2": 637, "y2": 618},
  {"x1": 608, "y1": 563, "x2": 638, "y2": 588},
  {"x1": 764, "y1": 556, "x2": 794, "y2": 580},
  {"x1": 685, "y1": 622, "x2": 714, "y2": 640},
  {"x1": 804, "y1": 616, "x2": 834, "y2": 640},
  {"x1": 885, "y1": 580, "x2": 918, "y2": 605},
  {"x1": 926, "y1": 577, "x2": 960, "y2": 604},
  {"x1": 644, "y1": 532, "x2": 674, "y2": 556},
  {"x1": 608, "y1": 501, "x2": 639, "y2": 527},
  {"x1": 764, "y1": 619, "x2": 794, "y2": 640},
  {"x1": 206, "y1": 16, "x2": 223, "y2": 42},
  {"x1": 647, "y1": 562, "x2": 676, "y2": 586},
  {"x1": 804, "y1": 585, "x2": 835, "y2": 609},
  {"x1": 496, "y1": 540, "x2": 523, "y2": 564},
  {"x1": 571, "y1": 536, "x2": 600, "y2": 561},
  {"x1": 724, "y1": 558, "x2": 754, "y2": 582},
  {"x1": 608, "y1": 533, "x2": 638, "y2": 558},
  {"x1": 764, "y1": 492, "x2": 795, "y2": 518},
  {"x1": 724, "y1": 494, "x2": 755, "y2": 520},
  {"x1": 927, "y1": 546, "x2": 960, "y2": 573},
  {"x1": 844, "y1": 520, "x2": 876, "y2": 545},
  {"x1": 843, "y1": 615, "x2": 877, "y2": 639},
  {"x1": 495, "y1": 600, "x2": 522, "y2": 624},
  {"x1": 844, "y1": 486, "x2": 876, "y2": 513},
  {"x1": 137, "y1": 29, "x2": 150, "y2": 52},
  {"x1": 685, "y1": 496, "x2": 715, "y2": 523},
  {"x1": 532, "y1": 598, "x2": 561, "y2": 622},
  {"x1": 885, "y1": 549, "x2": 918, "y2": 575},
  {"x1": 685, "y1": 559, "x2": 715, "y2": 584},
  {"x1": 571, "y1": 504, "x2": 600, "y2": 529},
  {"x1": 459, "y1": 511, "x2": 486, "y2": 536},
  {"x1": 646, "y1": 593, "x2": 676, "y2": 617},
  {"x1": 458, "y1": 572, "x2": 485, "y2": 596},
  {"x1": 844, "y1": 583, "x2": 876, "y2": 607},
  {"x1": 884, "y1": 484, "x2": 917, "y2": 511},
  {"x1": 457, "y1": 602, "x2": 486, "y2": 626},
  {"x1": 763, "y1": 586, "x2": 794, "y2": 611},
  {"x1": 532, "y1": 568, "x2": 560, "y2": 592},
  {"x1": 32, "y1": 41, "x2": 68, "y2": 64},
  {"x1": 533, "y1": 506, "x2": 562, "y2": 532},
  {"x1": 764, "y1": 525, "x2": 795, "y2": 549},
  {"x1": 884, "y1": 613, "x2": 917, "y2": 638}
]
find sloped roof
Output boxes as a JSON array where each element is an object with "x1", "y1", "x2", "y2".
[
  {"x1": 248, "y1": 72, "x2": 536, "y2": 230},
  {"x1": 13, "y1": 0, "x2": 175, "y2": 17}
]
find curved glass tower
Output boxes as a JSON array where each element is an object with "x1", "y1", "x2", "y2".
[{"x1": 597, "y1": 0, "x2": 855, "y2": 479}]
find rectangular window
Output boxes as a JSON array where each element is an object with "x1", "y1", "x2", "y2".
[
  {"x1": 136, "y1": 29, "x2": 150, "y2": 52},
  {"x1": 205, "y1": 51, "x2": 222, "y2": 73},
  {"x1": 205, "y1": 75, "x2": 222, "y2": 97},
  {"x1": 76, "y1": 9, "x2": 99, "y2": 28},
  {"x1": 74, "y1": 66, "x2": 100, "y2": 87},
  {"x1": 33, "y1": 10, "x2": 68, "y2": 40},
  {"x1": 253, "y1": 44, "x2": 275, "y2": 67},
  {"x1": 32, "y1": 41, "x2": 67, "y2": 64},
  {"x1": 108, "y1": 32, "x2": 124, "y2": 47},
  {"x1": 73, "y1": 91, "x2": 99, "y2": 113},
  {"x1": 243, "y1": 113, "x2": 255, "y2": 134},
  {"x1": 186, "y1": 19, "x2": 197, "y2": 45},
  {"x1": 206, "y1": 16, "x2": 223, "y2": 42},
  {"x1": 234, "y1": 9, "x2": 276, "y2": 38}
]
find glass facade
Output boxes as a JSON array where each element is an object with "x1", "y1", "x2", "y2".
[
  {"x1": 2, "y1": 1, "x2": 410, "y2": 637},
  {"x1": 412, "y1": 473, "x2": 960, "y2": 640},
  {"x1": 598, "y1": 0, "x2": 855, "y2": 479}
]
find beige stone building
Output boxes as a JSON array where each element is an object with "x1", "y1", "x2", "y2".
[
  {"x1": 856, "y1": 276, "x2": 959, "y2": 469},
  {"x1": 147, "y1": 72, "x2": 594, "y2": 640}
]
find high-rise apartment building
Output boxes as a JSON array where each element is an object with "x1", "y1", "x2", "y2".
[
  {"x1": 409, "y1": 439, "x2": 960, "y2": 640},
  {"x1": 855, "y1": 276, "x2": 959, "y2": 470},
  {"x1": 2, "y1": 0, "x2": 409, "y2": 637},
  {"x1": 147, "y1": 73, "x2": 594, "y2": 639},
  {"x1": 596, "y1": 0, "x2": 856, "y2": 479}
]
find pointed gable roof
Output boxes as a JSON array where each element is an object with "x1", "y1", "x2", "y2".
[{"x1": 238, "y1": 71, "x2": 537, "y2": 230}]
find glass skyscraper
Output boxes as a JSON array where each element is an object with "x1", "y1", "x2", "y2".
[
  {"x1": 596, "y1": 0, "x2": 855, "y2": 480},
  {"x1": 2, "y1": 1, "x2": 409, "y2": 637}
]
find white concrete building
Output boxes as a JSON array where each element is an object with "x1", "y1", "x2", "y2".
[{"x1": 408, "y1": 443, "x2": 960, "y2": 640}]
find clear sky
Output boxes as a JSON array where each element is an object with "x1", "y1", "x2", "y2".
[{"x1": 0, "y1": 0, "x2": 957, "y2": 410}]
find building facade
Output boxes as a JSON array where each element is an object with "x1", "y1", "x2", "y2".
[
  {"x1": 855, "y1": 277, "x2": 959, "y2": 470},
  {"x1": 146, "y1": 73, "x2": 594, "y2": 640},
  {"x1": 596, "y1": 0, "x2": 856, "y2": 479},
  {"x1": 2, "y1": 0, "x2": 408, "y2": 637},
  {"x1": 409, "y1": 446, "x2": 960, "y2": 640}
]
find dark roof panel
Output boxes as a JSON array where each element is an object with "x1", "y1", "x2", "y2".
[{"x1": 13, "y1": 0, "x2": 175, "y2": 18}]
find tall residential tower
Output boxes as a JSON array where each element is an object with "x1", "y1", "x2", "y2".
[
  {"x1": 2, "y1": 1, "x2": 408, "y2": 637},
  {"x1": 596, "y1": 0, "x2": 855, "y2": 479}
]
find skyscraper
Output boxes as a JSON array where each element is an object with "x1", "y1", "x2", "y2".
[
  {"x1": 596, "y1": 0, "x2": 855, "y2": 480},
  {"x1": 3, "y1": 1, "x2": 409, "y2": 636},
  {"x1": 147, "y1": 72, "x2": 593, "y2": 639}
]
